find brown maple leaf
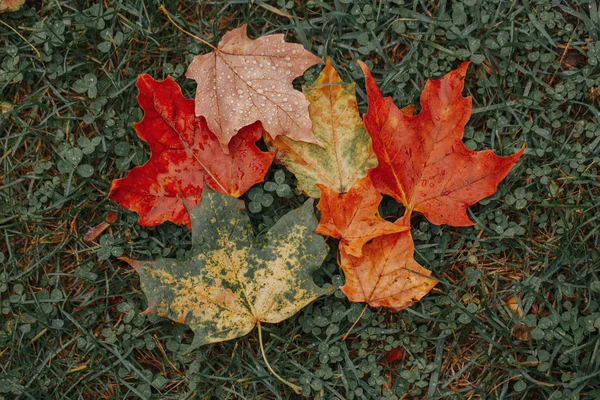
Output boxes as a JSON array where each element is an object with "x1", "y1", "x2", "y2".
[
  {"x1": 186, "y1": 25, "x2": 322, "y2": 151},
  {"x1": 359, "y1": 61, "x2": 525, "y2": 226},
  {"x1": 82, "y1": 211, "x2": 118, "y2": 242},
  {"x1": 339, "y1": 216, "x2": 437, "y2": 310},
  {"x1": 109, "y1": 75, "x2": 273, "y2": 227},
  {"x1": 315, "y1": 177, "x2": 407, "y2": 257}
]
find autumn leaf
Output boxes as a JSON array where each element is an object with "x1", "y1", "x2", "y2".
[
  {"x1": 315, "y1": 176, "x2": 407, "y2": 257},
  {"x1": 385, "y1": 348, "x2": 405, "y2": 363},
  {"x1": 186, "y1": 25, "x2": 322, "y2": 150},
  {"x1": 265, "y1": 58, "x2": 377, "y2": 197},
  {"x1": 0, "y1": 101, "x2": 14, "y2": 113},
  {"x1": 120, "y1": 188, "x2": 329, "y2": 348},
  {"x1": 339, "y1": 216, "x2": 437, "y2": 310},
  {"x1": 82, "y1": 211, "x2": 118, "y2": 242},
  {"x1": 359, "y1": 61, "x2": 525, "y2": 226},
  {"x1": 109, "y1": 75, "x2": 273, "y2": 227},
  {"x1": 0, "y1": 0, "x2": 25, "y2": 12}
]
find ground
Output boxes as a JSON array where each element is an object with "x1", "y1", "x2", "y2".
[{"x1": 1, "y1": 1, "x2": 600, "y2": 399}]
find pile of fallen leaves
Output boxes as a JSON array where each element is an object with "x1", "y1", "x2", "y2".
[{"x1": 106, "y1": 24, "x2": 524, "y2": 392}]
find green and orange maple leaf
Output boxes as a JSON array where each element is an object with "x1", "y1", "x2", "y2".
[
  {"x1": 120, "y1": 189, "x2": 328, "y2": 348},
  {"x1": 266, "y1": 58, "x2": 377, "y2": 197}
]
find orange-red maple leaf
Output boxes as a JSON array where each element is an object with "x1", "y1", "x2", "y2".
[
  {"x1": 315, "y1": 177, "x2": 407, "y2": 257},
  {"x1": 186, "y1": 25, "x2": 322, "y2": 151},
  {"x1": 359, "y1": 61, "x2": 525, "y2": 226},
  {"x1": 339, "y1": 216, "x2": 437, "y2": 310},
  {"x1": 109, "y1": 75, "x2": 273, "y2": 227}
]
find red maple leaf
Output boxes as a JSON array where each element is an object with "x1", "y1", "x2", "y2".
[
  {"x1": 359, "y1": 61, "x2": 525, "y2": 226},
  {"x1": 109, "y1": 75, "x2": 274, "y2": 227}
]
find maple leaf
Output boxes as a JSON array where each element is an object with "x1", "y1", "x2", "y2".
[
  {"x1": 315, "y1": 176, "x2": 408, "y2": 257},
  {"x1": 265, "y1": 58, "x2": 377, "y2": 197},
  {"x1": 359, "y1": 61, "x2": 525, "y2": 226},
  {"x1": 339, "y1": 216, "x2": 437, "y2": 310},
  {"x1": 186, "y1": 25, "x2": 322, "y2": 151},
  {"x1": 119, "y1": 188, "x2": 329, "y2": 348},
  {"x1": 108, "y1": 75, "x2": 273, "y2": 227}
]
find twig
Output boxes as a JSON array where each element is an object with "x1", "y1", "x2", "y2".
[
  {"x1": 0, "y1": 19, "x2": 41, "y2": 59},
  {"x1": 549, "y1": 37, "x2": 573, "y2": 86},
  {"x1": 159, "y1": 5, "x2": 217, "y2": 50},
  {"x1": 341, "y1": 304, "x2": 368, "y2": 340}
]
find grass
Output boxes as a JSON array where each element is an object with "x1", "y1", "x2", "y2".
[{"x1": 1, "y1": 0, "x2": 600, "y2": 399}]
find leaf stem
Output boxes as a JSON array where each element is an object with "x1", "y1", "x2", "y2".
[
  {"x1": 159, "y1": 5, "x2": 217, "y2": 51},
  {"x1": 257, "y1": 321, "x2": 302, "y2": 395},
  {"x1": 341, "y1": 303, "x2": 368, "y2": 340},
  {"x1": 398, "y1": 208, "x2": 413, "y2": 226}
]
